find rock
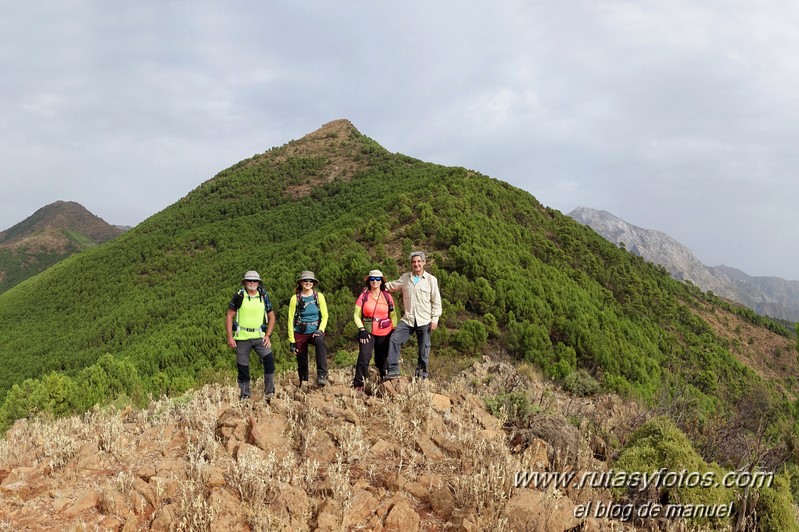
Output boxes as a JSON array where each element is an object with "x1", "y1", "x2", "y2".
[
  {"x1": 99, "y1": 487, "x2": 130, "y2": 517},
  {"x1": 428, "y1": 485, "x2": 456, "y2": 520},
  {"x1": 503, "y1": 489, "x2": 581, "y2": 532},
  {"x1": 415, "y1": 434, "x2": 445, "y2": 461},
  {"x1": 520, "y1": 437, "x2": 549, "y2": 470},
  {"x1": 384, "y1": 500, "x2": 420, "y2": 532},
  {"x1": 347, "y1": 488, "x2": 379, "y2": 524},
  {"x1": 150, "y1": 504, "x2": 175, "y2": 532},
  {"x1": 273, "y1": 484, "x2": 309, "y2": 529},
  {"x1": 314, "y1": 498, "x2": 343, "y2": 531},
  {"x1": 369, "y1": 438, "x2": 394, "y2": 457},
  {"x1": 305, "y1": 431, "x2": 338, "y2": 465},
  {"x1": 430, "y1": 393, "x2": 452, "y2": 412},
  {"x1": 249, "y1": 414, "x2": 289, "y2": 458},
  {"x1": 65, "y1": 488, "x2": 100, "y2": 515}
]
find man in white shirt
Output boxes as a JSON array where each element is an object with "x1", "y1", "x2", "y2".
[{"x1": 383, "y1": 251, "x2": 442, "y2": 380}]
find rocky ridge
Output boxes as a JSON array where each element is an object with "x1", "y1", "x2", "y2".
[
  {"x1": 568, "y1": 206, "x2": 799, "y2": 322},
  {"x1": 0, "y1": 360, "x2": 636, "y2": 531}
]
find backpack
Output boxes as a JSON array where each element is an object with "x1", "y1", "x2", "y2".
[
  {"x1": 232, "y1": 286, "x2": 271, "y2": 333},
  {"x1": 293, "y1": 290, "x2": 321, "y2": 330},
  {"x1": 359, "y1": 288, "x2": 394, "y2": 317}
]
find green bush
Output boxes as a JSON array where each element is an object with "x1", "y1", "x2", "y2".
[
  {"x1": 613, "y1": 417, "x2": 733, "y2": 516},
  {"x1": 755, "y1": 473, "x2": 799, "y2": 532},
  {"x1": 453, "y1": 319, "x2": 488, "y2": 352},
  {"x1": 562, "y1": 368, "x2": 600, "y2": 397}
]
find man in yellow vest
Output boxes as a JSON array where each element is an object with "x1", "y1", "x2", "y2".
[{"x1": 226, "y1": 271, "x2": 276, "y2": 402}]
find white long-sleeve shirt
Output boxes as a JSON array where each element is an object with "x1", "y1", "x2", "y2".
[{"x1": 386, "y1": 271, "x2": 442, "y2": 327}]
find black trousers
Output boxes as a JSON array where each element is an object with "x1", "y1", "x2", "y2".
[{"x1": 353, "y1": 333, "x2": 391, "y2": 387}]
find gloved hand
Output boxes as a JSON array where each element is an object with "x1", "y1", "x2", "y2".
[
  {"x1": 358, "y1": 329, "x2": 370, "y2": 344},
  {"x1": 289, "y1": 342, "x2": 297, "y2": 354},
  {"x1": 312, "y1": 330, "x2": 325, "y2": 338}
]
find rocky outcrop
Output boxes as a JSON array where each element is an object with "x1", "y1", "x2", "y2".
[
  {"x1": 0, "y1": 360, "x2": 631, "y2": 531},
  {"x1": 569, "y1": 206, "x2": 799, "y2": 321}
]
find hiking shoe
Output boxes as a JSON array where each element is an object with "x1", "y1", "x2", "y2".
[
  {"x1": 264, "y1": 392, "x2": 274, "y2": 404},
  {"x1": 317, "y1": 376, "x2": 328, "y2": 387},
  {"x1": 354, "y1": 385, "x2": 364, "y2": 393},
  {"x1": 383, "y1": 370, "x2": 401, "y2": 381}
]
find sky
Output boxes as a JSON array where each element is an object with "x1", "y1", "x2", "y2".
[{"x1": 2, "y1": 1, "x2": 798, "y2": 280}]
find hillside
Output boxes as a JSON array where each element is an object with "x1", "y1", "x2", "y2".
[
  {"x1": 0, "y1": 119, "x2": 797, "y2": 528},
  {"x1": 568, "y1": 206, "x2": 799, "y2": 322},
  {"x1": 0, "y1": 362, "x2": 778, "y2": 531},
  {"x1": 0, "y1": 200, "x2": 127, "y2": 294}
]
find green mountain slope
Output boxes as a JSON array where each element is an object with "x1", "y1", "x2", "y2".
[
  {"x1": 0, "y1": 120, "x2": 794, "y2": 439},
  {"x1": 0, "y1": 200, "x2": 126, "y2": 294}
]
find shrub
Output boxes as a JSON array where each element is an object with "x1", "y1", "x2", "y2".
[
  {"x1": 613, "y1": 417, "x2": 733, "y2": 520},
  {"x1": 453, "y1": 320, "x2": 488, "y2": 352},
  {"x1": 562, "y1": 369, "x2": 600, "y2": 397},
  {"x1": 755, "y1": 473, "x2": 799, "y2": 532}
]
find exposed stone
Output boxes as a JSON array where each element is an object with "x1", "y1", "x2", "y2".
[
  {"x1": 314, "y1": 498, "x2": 343, "y2": 531},
  {"x1": 428, "y1": 485, "x2": 456, "y2": 520},
  {"x1": 273, "y1": 484, "x2": 309, "y2": 529},
  {"x1": 306, "y1": 431, "x2": 338, "y2": 465},
  {"x1": 369, "y1": 438, "x2": 394, "y2": 456},
  {"x1": 347, "y1": 488, "x2": 379, "y2": 524},
  {"x1": 249, "y1": 413, "x2": 289, "y2": 458},
  {"x1": 430, "y1": 393, "x2": 452, "y2": 412},
  {"x1": 503, "y1": 489, "x2": 581, "y2": 532},
  {"x1": 415, "y1": 434, "x2": 445, "y2": 461},
  {"x1": 99, "y1": 487, "x2": 130, "y2": 517},
  {"x1": 519, "y1": 437, "x2": 549, "y2": 469},
  {"x1": 384, "y1": 500, "x2": 420, "y2": 532},
  {"x1": 65, "y1": 488, "x2": 100, "y2": 515},
  {"x1": 149, "y1": 504, "x2": 175, "y2": 532}
]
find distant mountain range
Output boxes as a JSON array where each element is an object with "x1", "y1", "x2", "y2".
[
  {"x1": 0, "y1": 200, "x2": 127, "y2": 294},
  {"x1": 568, "y1": 206, "x2": 799, "y2": 323}
]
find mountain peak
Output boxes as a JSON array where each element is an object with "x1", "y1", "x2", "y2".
[
  {"x1": 0, "y1": 200, "x2": 121, "y2": 246},
  {"x1": 0, "y1": 201, "x2": 126, "y2": 293}
]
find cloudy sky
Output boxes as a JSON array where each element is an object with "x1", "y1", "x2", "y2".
[{"x1": 2, "y1": 1, "x2": 797, "y2": 279}]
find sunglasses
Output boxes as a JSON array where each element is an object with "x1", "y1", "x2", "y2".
[
  {"x1": 369, "y1": 277, "x2": 382, "y2": 282},
  {"x1": 301, "y1": 279, "x2": 315, "y2": 283},
  {"x1": 244, "y1": 279, "x2": 259, "y2": 283}
]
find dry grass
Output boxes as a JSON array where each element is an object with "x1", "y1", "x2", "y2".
[{"x1": 0, "y1": 360, "x2": 704, "y2": 531}]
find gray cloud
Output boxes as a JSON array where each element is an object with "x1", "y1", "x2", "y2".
[{"x1": 1, "y1": 1, "x2": 797, "y2": 279}]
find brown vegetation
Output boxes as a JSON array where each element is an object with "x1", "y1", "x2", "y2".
[{"x1": 0, "y1": 359, "x2": 655, "y2": 531}]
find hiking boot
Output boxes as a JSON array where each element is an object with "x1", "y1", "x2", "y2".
[
  {"x1": 317, "y1": 376, "x2": 328, "y2": 387},
  {"x1": 353, "y1": 385, "x2": 364, "y2": 393},
  {"x1": 238, "y1": 381, "x2": 251, "y2": 400},
  {"x1": 264, "y1": 392, "x2": 274, "y2": 405},
  {"x1": 264, "y1": 373, "x2": 275, "y2": 396},
  {"x1": 383, "y1": 369, "x2": 401, "y2": 381}
]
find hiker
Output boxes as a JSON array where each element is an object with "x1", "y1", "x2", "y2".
[
  {"x1": 383, "y1": 251, "x2": 442, "y2": 380},
  {"x1": 287, "y1": 270, "x2": 329, "y2": 387},
  {"x1": 225, "y1": 270, "x2": 276, "y2": 402},
  {"x1": 353, "y1": 269, "x2": 399, "y2": 391}
]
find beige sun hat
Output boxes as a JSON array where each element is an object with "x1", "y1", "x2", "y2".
[
  {"x1": 242, "y1": 270, "x2": 262, "y2": 283},
  {"x1": 363, "y1": 269, "x2": 386, "y2": 283},
  {"x1": 297, "y1": 270, "x2": 319, "y2": 283}
]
